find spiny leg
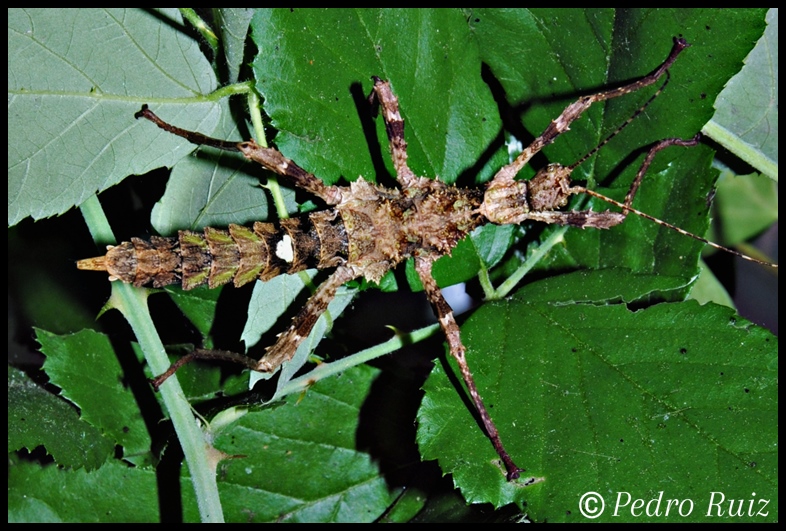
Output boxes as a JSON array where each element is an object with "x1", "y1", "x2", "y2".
[
  {"x1": 414, "y1": 255, "x2": 524, "y2": 481},
  {"x1": 567, "y1": 71, "x2": 672, "y2": 172},
  {"x1": 489, "y1": 38, "x2": 689, "y2": 187},
  {"x1": 151, "y1": 266, "x2": 359, "y2": 389},
  {"x1": 256, "y1": 265, "x2": 359, "y2": 372},
  {"x1": 135, "y1": 105, "x2": 343, "y2": 205},
  {"x1": 504, "y1": 136, "x2": 701, "y2": 229},
  {"x1": 368, "y1": 77, "x2": 419, "y2": 188},
  {"x1": 151, "y1": 349, "x2": 258, "y2": 391}
]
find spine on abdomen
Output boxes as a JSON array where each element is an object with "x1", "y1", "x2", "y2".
[{"x1": 80, "y1": 210, "x2": 348, "y2": 290}]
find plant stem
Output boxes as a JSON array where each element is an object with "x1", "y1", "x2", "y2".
[
  {"x1": 247, "y1": 88, "x2": 290, "y2": 219},
  {"x1": 179, "y1": 8, "x2": 219, "y2": 55},
  {"x1": 79, "y1": 195, "x2": 224, "y2": 523},
  {"x1": 275, "y1": 323, "x2": 441, "y2": 399},
  {"x1": 492, "y1": 227, "x2": 567, "y2": 300}
]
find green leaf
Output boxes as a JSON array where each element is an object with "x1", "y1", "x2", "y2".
[
  {"x1": 250, "y1": 9, "x2": 505, "y2": 187},
  {"x1": 37, "y1": 328, "x2": 152, "y2": 464},
  {"x1": 470, "y1": 224, "x2": 519, "y2": 270},
  {"x1": 240, "y1": 271, "x2": 319, "y2": 350},
  {"x1": 164, "y1": 285, "x2": 222, "y2": 343},
  {"x1": 704, "y1": 8, "x2": 778, "y2": 179},
  {"x1": 8, "y1": 459, "x2": 170, "y2": 522},
  {"x1": 713, "y1": 170, "x2": 779, "y2": 245},
  {"x1": 216, "y1": 9, "x2": 256, "y2": 84},
  {"x1": 8, "y1": 365, "x2": 114, "y2": 470},
  {"x1": 211, "y1": 364, "x2": 396, "y2": 522},
  {"x1": 418, "y1": 285, "x2": 778, "y2": 519},
  {"x1": 8, "y1": 8, "x2": 221, "y2": 226}
]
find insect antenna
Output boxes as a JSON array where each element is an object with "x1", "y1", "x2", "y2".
[
  {"x1": 568, "y1": 72, "x2": 671, "y2": 172},
  {"x1": 551, "y1": 66, "x2": 778, "y2": 270},
  {"x1": 571, "y1": 134, "x2": 778, "y2": 268}
]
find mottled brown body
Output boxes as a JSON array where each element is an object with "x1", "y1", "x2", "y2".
[
  {"x1": 79, "y1": 176, "x2": 485, "y2": 290},
  {"x1": 80, "y1": 39, "x2": 722, "y2": 482},
  {"x1": 81, "y1": 212, "x2": 346, "y2": 290}
]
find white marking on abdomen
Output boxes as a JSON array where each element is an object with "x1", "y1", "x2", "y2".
[{"x1": 275, "y1": 234, "x2": 295, "y2": 263}]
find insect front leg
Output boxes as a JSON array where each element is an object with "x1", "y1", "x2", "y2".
[
  {"x1": 486, "y1": 38, "x2": 689, "y2": 189},
  {"x1": 414, "y1": 255, "x2": 525, "y2": 482}
]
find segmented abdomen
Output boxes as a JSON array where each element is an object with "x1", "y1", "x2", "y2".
[{"x1": 79, "y1": 211, "x2": 348, "y2": 290}]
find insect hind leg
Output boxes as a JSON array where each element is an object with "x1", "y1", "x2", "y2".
[{"x1": 135, "y1": 105, "x2": 344, "y2": 205}]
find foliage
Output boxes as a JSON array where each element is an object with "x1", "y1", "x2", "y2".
[{"x1": 8, "y1": 8, "x2": 777, "y2": 522}]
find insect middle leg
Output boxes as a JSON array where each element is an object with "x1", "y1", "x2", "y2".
[
  {"x1": 415, "y1": 254, "x2": 526, "y2": 481},
  {"x1": 368, "y1": 76, "x2": 420, "y2": 188}
]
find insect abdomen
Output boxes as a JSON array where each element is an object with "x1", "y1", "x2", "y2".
[{"x1": 77, "y1": 211, "x2": 348, "y2": 290}]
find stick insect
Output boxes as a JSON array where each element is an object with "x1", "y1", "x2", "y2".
[{"x1": 78, "y1": 37, "x2": 775, "y2": 483}]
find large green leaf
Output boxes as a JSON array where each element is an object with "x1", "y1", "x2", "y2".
[
  {"x1": 8, "y1": 365, "x2": 114, "y2": 470},
  {"x1": 9, "y1": 8, "x2": 777, "y2": 523},
  {"x1": 8, "y1": 8, "x2": 221, "y2": 226},
  {"x1": 250, "y1": 9, "x2": 505, "y2": 188},
  {"x1": 705, "y1": 8, "x2": 778, "y2": 178},
  {"x1": 210, "y1": 365, "x2": 396, "y2": 522},
  {"x1": 37, "y1": 329, "x2": 152, "y2": 465},
  {"x1": 8, "y1": 459, "x2": 167, "y2": 522},
  {"x1": 418, "y1": 276, "x2": 778, "y2": 519}
]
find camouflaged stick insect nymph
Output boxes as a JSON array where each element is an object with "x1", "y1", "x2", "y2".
[{"x1": 78, "y1": 37, "x2": 774, "y2": 482}]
